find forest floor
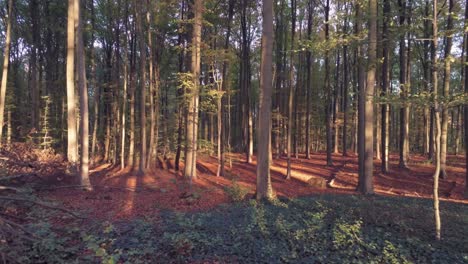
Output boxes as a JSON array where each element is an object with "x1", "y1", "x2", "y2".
[
  {"x1": 42, "y1": 151, "x2": 468, "y2": 222},
  {"x1": 1, "y1": 144, "x2": 468, "y2": 262}
]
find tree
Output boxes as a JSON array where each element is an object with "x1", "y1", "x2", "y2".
[
  {"x1": 440, "y1": 0, "x2": 454, "y2": 179},
  {"x1": 76, "y1": 0, "x2": 92, "y2": 190},
  {"x1": 357, "y1": 0, "x2": 376, "y2": 194},
  {"x1": 66, "y1": 0, "x2": 79, "y2": 168},
  {"x1": 135, "y1": 0, "x2": 147, "y2": 175},
  {"x1": 432, "y1": 0, "x2": 441, "y2": 241},
  {"x1": 381, "y1": 0, "x2": 391, "y2": 173},
  {"x1": 465, "y1": 0, "x2": 468, "y2": 198},
  {"x1": 398, "y1": 0, "x2": 409, "y2": 169},
  {"x1": 185, "y1": 0, "x2": 203, "y2": 181},
  {"x1": 286, "y1": 0, "x2": 297, "y2": 179},
  {"x1": 256, "y1": 0, "x2": 274, "y2": 200},
  {"x1": 0, "y1": 0, "x2": 12, "y2": 146}
]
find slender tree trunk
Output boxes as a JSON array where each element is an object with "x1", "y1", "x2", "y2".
[
  {"x1": 76, "y1": 0, "x2": 92, "y2": 190},
  {"x1": 398, "y1": 0, "x2": 409, "y2": 169},
  {"x1": 30, "y1": 0, "x2": 39, "y2": 131},
  {"x1": 358, "y1": 0, "x2": 376, "y2": 194},
  {"x1": 257, "y1": 0, "x2": 274, "y2": 200},
  {"x1": 218, "y1": 0, "x2": 234, "y2": 177},
  {"x1": 432, "y1": 0, "x2": 441, "y2": 240},
  {"x1": 286, "y1": 0, "x2": 296, "y2": 179},
  {"x1": 147, "y1": 6, "x2": 156, "y2": 169},
  {"x1": 463, "y1": 0, "x2": 468, "y2": 198},
  {"x1": 324, "y1": 0, "x2": 332, "y2": 166},
  {"x1": 305, "y1": 0, "x2": 313, "y2": 159},
  {"x1": 65, "y1": 0, "x2": 78, "y2": 166},
  {"x1": 381, "y1": 0, "x2": 390, "y2": 173},
  {"x1": 135, "y1": 0, "x2": 147, "y2": 175},
  {"x1": 184, "y1": 0, "x2": 203, "y2": 181},
  {"x1": 440, "y1": 0, "x2": 454, "y2": 179}
]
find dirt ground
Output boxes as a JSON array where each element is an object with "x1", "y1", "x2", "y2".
[{"x1": 40, "y1": 151, "x2": 468, "y2": 222}]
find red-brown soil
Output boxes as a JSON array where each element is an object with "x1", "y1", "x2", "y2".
[{"x1": 39, "y1": 152, "x2": 468, "y2": 222}]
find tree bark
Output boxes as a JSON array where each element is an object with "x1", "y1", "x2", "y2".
[
  {"x1": 256, "y1": 0, "x2": 274, "y2": 200},
  {"x1": 184, "y1": 0, "x2": 203, "y2": 181},
  {"x1": 357, "y1": 0, "x2": 376, "y2": 195},
  {"x1": 381, "y1": 0, "x2": 391, "y2": 173},
  {"x1": 432, "y1": 0, "x2": 441, "y2": 240},
  {"x1": 76, "y1": 0, "x2": 92, "y2": 190},
  {"x1": 286, "y1": 0, "x2": 296, "y2": 179},
  {"x1": 440, "y1": 0, "x2": 454, "y2": 179},
  {"x1": 324, "y1": 0, "x2": 332, "y2": 166},
  {"x1": 135, "y1": 0, "x2": 147, "y2": 175},
  {"x1": 65, "y1": 0, "x2": 78, "y2": 166}
]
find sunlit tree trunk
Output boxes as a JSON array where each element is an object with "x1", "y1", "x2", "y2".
[
  {"x1": 440, "y1": 0, "x2": 454, "y2": 179},
  {"x1": 286, "y1": 0, "x2": 296, "y2": 179},
  {"x1": 381, "y1": 0, "x2": 391, "y2": 173},
  {"x1": 357, "y1": 0, "x2": 376, "y2": 194},
  {"x1": 432, "y1": 0, "x2": 441, "y2": 240},
  {"x1": 257, "y1": 0, "x2": 274, "y2": 200},
  {"x1": 185, "y1": 0, "x2": 203, "y2": 181},
  {"x1": 398, "y1": 0, "x2": 409, "y2": 169},
  {"x1": 135, "y1": 0, "x2": 147, "y2": 175},
  {"x1": 66, "y1": 0, "x2": 78, "y2": 166},
  {"x1": 76, "y1": 0, "x2": 92, "y2": 190}
]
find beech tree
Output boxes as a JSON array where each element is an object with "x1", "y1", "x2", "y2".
[
  {"x1": 256, "y1": 0, "x2": 274, "y2": 200},
  {"x1": 185, "y1": 0, "x2": 203, "y2": 181},
  {"x1": 0, "y1": 0, "x2": 12, "y2": 146}
]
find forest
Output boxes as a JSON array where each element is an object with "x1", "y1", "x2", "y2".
[{"x1": 0, "y1": 0, "x2": 467, "y2": 262}]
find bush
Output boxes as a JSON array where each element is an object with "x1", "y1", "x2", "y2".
[{"x1": 224, "y1": 178, "x2": 250, "y2": 202}]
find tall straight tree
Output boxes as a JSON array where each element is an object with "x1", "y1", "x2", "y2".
[
  {"x1": 464, "y1": 0, "x2": 468, "y2": 198},
  {"x1": 135, "y1": 0, "x2": 147, "y2": 175},
  {"x1": 0, "y1": 0, "x2": 12, "y2": 146},
  {"x1": 432, "y1": 0, "x2": 442, "y2": 241},
  {"x1": 381, "y1": 0, "x2": 391, "y2": 173},
  {"x1": 256, "y1": 0, "x2": 274, "y2": 200},
  {"x1": 324, "y1": 0, "x2": 332, "y2": 166},
  {"x1": 440, "y1": 0, "x2": 454, "y2": 179},
  {"x1": 398, "y1": 0, "x2": 409, "y2": 169},
  {"x1": 66, "y1": 0, "x2": 78, "y2": 166},
  {"x1": 286, "y1": 0, "x2": 296, "y2": 179},
  {"x1": 185, "y1": 0, "x2": 203, "y2": 180},
  {"x1": 357, "y1": 0, "x2": 376, "y2": 194},
  {"x1": 76, "y1": 0, "x2": 92, "y2": 190}
]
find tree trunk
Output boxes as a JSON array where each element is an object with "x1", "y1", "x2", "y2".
[
  {"x1": 324, "y1": 0, "x2": 332, "y2": 166},
  {"x1": 381, "y1": 0, "x2": 391, "y2": 173},
  {"x1": 398, "y1": 0, "x2": 409, "y2": 169},
  {"x1": 440, "y1": 0, "x2": 454, "y2": 179},
  {"x1": 432, "y1": 0, "x2": 441, "y2": 240},
  {"x1": 76, "y1": 0, "x2": 92, "y2": 190},
  {"x1": 135, "y1": 0, "x2": 147, "y2": 175},
  {"x1": 65, "y1": 0, "x2": 78, "y2": 166},
  {"x1": 286, "y1": 0, "x2": 296, "y2": 179},
  {"x1": 359, "y1": 0, "x2": 376, "y2": 194},
  {"x1": 184, "y1": 0, "x2": 203, "y2": 181},
  {"x1": 257, "y1": 0, "x2": 274, "y2": 200},
  {"x1": 464, "y1": 0, "x2": 468, "y2": 198}
]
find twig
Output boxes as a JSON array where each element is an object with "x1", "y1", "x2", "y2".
[
  {"x1": 0, "y1": 186, "x2": 23, "y2": 192},
  {"x1": 0, "y1": 196, "x2": 85, "y2": 219}
]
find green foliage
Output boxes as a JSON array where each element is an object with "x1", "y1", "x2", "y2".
[
  {"x1": 4, "y1": 195, "x2": 468, "y2": 263},
  {"x1": 224, "y1": 178, "x2": 250, "y2": 202}
]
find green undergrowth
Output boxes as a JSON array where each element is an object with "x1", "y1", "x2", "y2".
[{"x1": 6, "y1": 194, "x2": 468, "y2": 263}]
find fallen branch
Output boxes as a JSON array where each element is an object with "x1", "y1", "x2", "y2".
[
  {"x1": 0, "y1": 186, "x2": 23, "y2": 192},
  {"x1": 0, "y1": 196, "x2": 84, "y2": 219}
]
